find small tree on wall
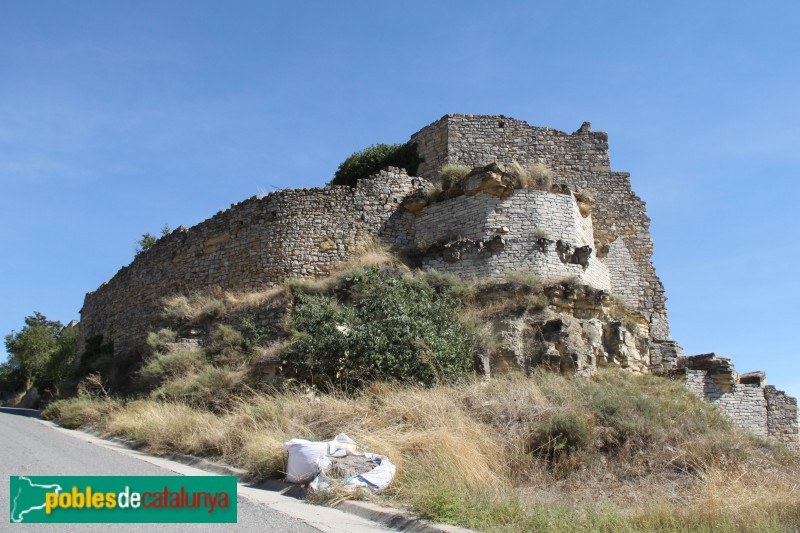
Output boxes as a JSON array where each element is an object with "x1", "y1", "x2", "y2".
[
  {"x1": 135, "y1": 225, "x2": 171, "y2": 255},
  {"x1": 330, "y1": 142, "x2": 423, "y2": 187}
]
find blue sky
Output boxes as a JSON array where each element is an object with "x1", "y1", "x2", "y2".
[{"x1": 1, "y1": 1, "x2": 798, "y2": 397}]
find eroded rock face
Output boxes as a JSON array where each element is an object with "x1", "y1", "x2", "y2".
[
  {"x1": 448, "y1": 163, "x2": 515, "y2": 198},
  {"x1": 479, "y1": 283, "x2": 651, "y2": 376}
]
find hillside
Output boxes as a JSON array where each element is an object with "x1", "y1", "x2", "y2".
[{"x1": 43, "y1": 250, "x2": 800, "y2": 532}]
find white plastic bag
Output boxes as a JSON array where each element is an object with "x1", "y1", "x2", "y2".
[
  {"x1": 283, "y1": 434, "x2": 357, "y2": 483},
  {"x1": 347, "y1": 453, "x2": 396, "y2": 491},
  {"x1": 283, "y1": 439, "x2": 328, "y2": 483}
]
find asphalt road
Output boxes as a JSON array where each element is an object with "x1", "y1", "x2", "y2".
[{"x1": 0, "y1": 410, "x2": 387, "y2": 532}]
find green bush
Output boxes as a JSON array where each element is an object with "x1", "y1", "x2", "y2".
[
  {"x1": 330, "y1": 142, "x2": 423, "y2": 187},
  {"x1": 145, "y1": 328, "x2": 177, "y2": 353},
  {"x1": 139, "y1": 348, "x2": 206, "y2": 385},
  {"x1": 526, "y1": 411, "x2": 592, "y2": 461},
  {"x1": 208, "y1": 324, "x2": 245, "y2": 362},
  {"x1": 286, "y1": 268, "x2": 477, "y2": 389},
  {"x1": 240, "y1": 315, "x2": 271, "y2": 353},
  {"x1": 74, "y1": 335, "x2": 114, "y2": 382},
  {"x1": 152, "y1": 365, "x2": 244, "y2": 410}
]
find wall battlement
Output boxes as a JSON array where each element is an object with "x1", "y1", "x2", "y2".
[{"x1": 79, "y1": 169, "x2": 425, "y2": 356}]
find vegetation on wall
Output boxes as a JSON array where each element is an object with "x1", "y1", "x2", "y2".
[
  {"x1": 135, "y1": 224, "x2": 172, "y2": 256},
  {"x1": 509, "y1": 161, "x2": 553, "y2": 191},
  {"x1": 438, "y1": 163, "x2": 471, "y2": 191},
  {"x1": 330, "y1": 142, "x2": 423, "y2": 187}
]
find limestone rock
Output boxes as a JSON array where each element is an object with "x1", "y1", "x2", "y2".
[
  {"x1": 456, "y1": 163, "x2": 514, "y2": 198},
  {"x1": 573, "y1": 189, "x2": 594, "y2": 218},
  {"x1": 401, "y1": 190, "x2": 430, "y2": 215},
  {"x1": 739, "y1": 371, "x2": 766, "y2": 386}
]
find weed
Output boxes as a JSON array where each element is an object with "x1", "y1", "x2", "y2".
[
  {"x1": 139, "y1": 347, "x2": 206, "y2": 386},
  {"x1": 48, "y1": 369, "x2": 800, "y2": 531},
  {"x1": 508, "y1": 161, "x2": 553, "y2": 191},
  {"x1": 41, "y1": 396, "x2": 121, "y2": 429},
  {"x1": 208, "y1": 324, "x2": 245, "y2": 363},
  {"x1": 151, "y1": 365, "x2": 246, "y2": 410},
  {"x1": 438, "y1": 164, "x2": 471, "y2": 190},
  {"x1": 145, "y1": 328, "x2": 177, "y2": 353}
]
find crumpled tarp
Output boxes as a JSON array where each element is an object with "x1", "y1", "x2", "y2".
[{"x1": 283, "y1": 433, "x2": 396, "y2": 491}]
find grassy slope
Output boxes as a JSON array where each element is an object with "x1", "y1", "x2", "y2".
[
  {"x1": 43, "y1": 246, "x2": 800, "y2": 532},
  {"x1": 44, "y1": 370, "x2": 800, "y2": 532}
]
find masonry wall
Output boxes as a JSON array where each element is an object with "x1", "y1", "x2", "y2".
[
  {"x1": 79, "y1": 169, "x2": 426, "y2": 357},
  {"x1": 765, "y1": 386, "x2": 800, "y2": 447},
  {"x1": 414, "y1": 190, "x2": 611, "y2": 290},
  {"x1": 410, "y1": 115, "x2": 671, "y2": 345},
  {"x1": 685, "y1": 369, "x2": 768, "y2": 437}
]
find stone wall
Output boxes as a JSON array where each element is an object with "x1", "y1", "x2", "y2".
[
  {"x1": 679, "y1": 353, "x2": 799, "y2": 447},
  {"x1": 410, "y1": 115, "x2": 671, "y2": 348},
  {"x1": 685, "y1": 368, "x2": 768, "y2": 437},
  {"x1": 78, "y1": 169, "x2": 426, "y2": 358},
  {"x1": 75, "y1": 113, "x2": 799, "y2": 448},
  {"x1": 413, "y1": 189, "x2": 611, "y2": 290},
  {"x1": 765, "y1": 386, "x2": 800, "y2": 447}
]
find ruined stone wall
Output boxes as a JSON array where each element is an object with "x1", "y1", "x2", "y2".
[
  {"x1": 410, "y1": 115, "x2": 671, "y2": 347},
  {"x1": 414, "y1": 190, "x2": 611, "y2": 290},
  {"x1": 680, "y1": 354, "x2": 799, "y2": 447},
  {"x1": 685, "y1": 369, "x2": 768, "y2": 437},
  {"x1": 79, "y1": 169, "x2": 426, "y2": 357},
  {"x1": 765, "y1": 386, "x2": 800, "y2": 447}
]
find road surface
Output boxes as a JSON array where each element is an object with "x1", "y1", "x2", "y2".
[{"x1": 0, "y1": 410, "x2": 388, "y2": 532}]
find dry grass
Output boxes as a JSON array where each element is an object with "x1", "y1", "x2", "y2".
[
  {"x1": 41, "y1": 396, "x2": 122, "y2": 429},
  {"x1": 87, "y1": 263, "x2": 798, "y2": 530},
  {"x1": 139, "y1": 347, "x2": 206, "y2": 384},
  {"x1": 162, "y1": 286, "x2": 291, "y2": 325},
  {"x1": 333, "y1": 237, "x2": 402, "y2": 274},
  {"x1": 221, "y1": 286, "x2": 291, "y2": 312},
  {"x1": 252, "y1": 340, "x2": 291, "y2": 363},
  {"x1": 151, "y1": 365, "x2": 248, "y2": 410},
  {"x1": 288, "y1": 238, "x2": 405, "y2": 295},
  {"x1": 439, "y1": 164, "x2": 471, "y2": 191},
  {"x1": 44, "y1": 370, "x2": 800, "y2": 531},
  {"x1": 509, "y1": 161, "x2": 553, "y2": 191},
  {"x1": 161, "y1": 238, "x2": 402, "y2": 327},
  {"x1": 102, "y1": 400, "x2": 223, "y2": 455}
]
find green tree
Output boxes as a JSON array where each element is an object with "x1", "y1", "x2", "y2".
[
  {"x1": 330, "y1": 142, "x2": 423, "y2": 187},
  {"x1": 41, "y1": 324, "x2": 80, "y2": 394},
  {"x1": 135, "y1": 224, "x2": 171, "y2": 255},
  {"x1": 3, "y1": 312, "x2": 63, "y2": 391}
]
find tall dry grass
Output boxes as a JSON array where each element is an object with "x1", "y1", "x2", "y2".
[
  {"x1": 43, "y1": 370, "x2": 800, "y2": 531},
  {"x1": 162, "y1": 286, "x2": 291, "y2": 325},
  {"x1": 509, "y1": 161, "x2": 553, "y2": 191}
]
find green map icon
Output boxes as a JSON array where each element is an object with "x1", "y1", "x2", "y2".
[
  {"x1": 8, "y1": 475, "x2": 237, "y2": 523},
  {"x1": 10, "y1": 476, "x2": 63, "y2": 523}
]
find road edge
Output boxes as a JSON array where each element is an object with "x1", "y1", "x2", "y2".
[{"x1": 34, "y1": 417, "x2": 472, "y2": 533}]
